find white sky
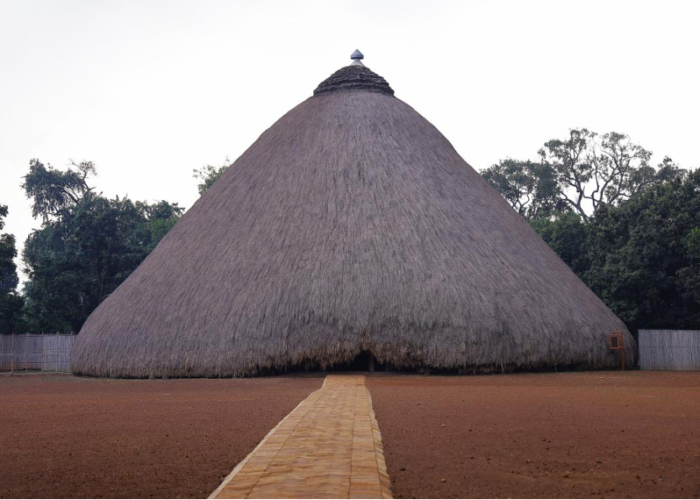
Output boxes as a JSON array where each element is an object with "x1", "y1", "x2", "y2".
[{"x1": 1, "y1": 0, "x2": 699, "y2": 281}]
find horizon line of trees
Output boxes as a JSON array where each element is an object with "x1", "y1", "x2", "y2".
[
  {"x1": 482, "y1": 128, "x2": 700, "y2": 333},
  {"x1": 1, "y1": 131, "x2": 699, "y2": 336},
  {"x1": 0, "y1": 158, "x2": 229, "y2": 334}
]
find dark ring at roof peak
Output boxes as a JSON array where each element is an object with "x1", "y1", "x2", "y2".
[{"x1": 313, "y1": 64, "x2": 395, "y2": 97}]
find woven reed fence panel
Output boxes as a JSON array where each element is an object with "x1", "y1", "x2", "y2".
[
  {"x1": 638, "y1": 330, "x2": 700, "y2": 371},
  {"x1": 0, "y1": 334, "x2": 76, "y2": 372}
]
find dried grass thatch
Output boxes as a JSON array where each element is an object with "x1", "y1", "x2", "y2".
[{"x1": 72, "y1": 63, "x2": 635, "y2": 377}]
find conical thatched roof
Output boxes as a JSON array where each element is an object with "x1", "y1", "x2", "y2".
[{"x1": 72, "y1": 57, "x2": 635, "y2": 377}]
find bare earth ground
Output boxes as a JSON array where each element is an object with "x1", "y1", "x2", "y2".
[
  {"x1": 2, "y1": 372, "x2": 699, "y2": 499},
  {"x1": 0, "y1": 375, "x2": 322, "y2": 498},
  {"x1": 368, "y1": 372, "x2": 700, "y2": 499}
]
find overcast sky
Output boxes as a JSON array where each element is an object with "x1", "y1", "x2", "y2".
[{"x1": 1, "y1": 0, "x2": 699, "y2": 280}]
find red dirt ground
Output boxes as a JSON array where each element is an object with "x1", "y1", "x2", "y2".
[
  {"x1": 0, "y1": 375, "x2": 322, "y2": 498},
  {"x1": 368, "y1": 372, "x2": 700, "y2": 499}
]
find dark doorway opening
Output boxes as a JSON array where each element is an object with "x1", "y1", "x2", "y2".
[{"x1": 327, "y1": 350, "x2": 385, "y2": 372}]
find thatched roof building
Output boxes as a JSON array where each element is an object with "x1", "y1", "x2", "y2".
[{"x1": 72, "y1": 52, "x2": 635, "y2": 377}]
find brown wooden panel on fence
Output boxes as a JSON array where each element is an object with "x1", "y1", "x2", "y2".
[
  {"x1": 0, "y1": 334, "x2": 76, "y2": 373},
  {"x1": 638, "y1": 330, "x2": 700, "y2": 371}
]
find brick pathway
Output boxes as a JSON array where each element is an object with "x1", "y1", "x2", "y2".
[{"x1": 210, "y1": 375, "x2": 392, "y2": 499}]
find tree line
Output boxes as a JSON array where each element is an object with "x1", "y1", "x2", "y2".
[
  {"x1": 1, "y1": 132, "x2": 698, "y2": 336},
  {"x1": 483, "y1": 129, "x2": 700, "y2": 333},
  {"x1": 0, "y1": 159, "x2": 228, "y2": 334}
]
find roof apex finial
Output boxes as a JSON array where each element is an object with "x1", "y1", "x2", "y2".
[{"x1": 350, "y1": 49, "x2": 364, "y2": 66}]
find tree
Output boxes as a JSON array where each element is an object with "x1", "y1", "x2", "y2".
[
  {"x1": 0, "y1": 205, "x2": 24, "y2": 333},
  {"x1": 22, "y1": 159, "x2": 95, "y2": 221},
  {"x1": 686, "y1": 227, "x2": 700, "y2": 260},
  {"x1": 482, "y1": 159, "x2": 563, "y2": 220},
  {"x1": 138, "y1": 200, "x2": 182, "y2": 252},
  {"x1": 484, "y1": 129, "x2": 682, "y2": 222},
  {"x1": 483, "y1": 129, "x2": 700, "y2": 335},
  {"x1": 21, "y1": 160, "x2": 183, "y2": 332},
  {"x1": 530, "y1": 212, "x2": 590, "y2": 276},
  {"x1": 584, "y1": 170, "x2": 700, "y2": 332},
  {"x1": 539, "y1": 129, "x2": 682, "y2": 221},
  {"x1": 193, "y1": 158, "x2": 231, "y2": 195}
]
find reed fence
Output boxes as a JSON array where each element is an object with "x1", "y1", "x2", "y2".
[
  {"x1": 638, "y1": 329, "x2": 700, "y2": 371},
  {"x1": 0, "y1": 333, "x2": 76, "y2": 374}
]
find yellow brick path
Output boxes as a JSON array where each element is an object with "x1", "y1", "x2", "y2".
[{"x1": 210, "y1": 375, "x2": 392, "y2": 499}]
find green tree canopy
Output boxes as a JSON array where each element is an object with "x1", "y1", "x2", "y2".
[
  {"x1": 529, "y1": 212, "x2": 590, "y2": 277},
  {"x1": 482, "y1": 159, "x2": 563, "y2": 220},
  {"x1": 484, "y1": 129, "x2": 699, "y2": 334},
  {"x1": 22, "y1": 159, "x2": 95, "y2": 221},
  {"x1": 22, "y1": 160, "x2": 182, "y2": 333},
  {"x1": 584, "y1": 171, "x2": 700, "y2": 332},
  {"x1": 0, "y1": 205, "x2": 24, "y2": 333},
  {"x1": 193, "y1": 158, "x2": 231, "y2": 196},
  {"x1": 484, "y1": 129, "x2": 682, "y2": 222}
]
